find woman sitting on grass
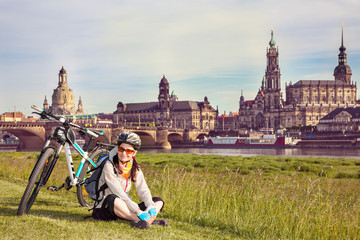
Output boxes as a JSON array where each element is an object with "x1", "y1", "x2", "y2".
[{"x1": 92, "y1": 131, "x2": 167, "y2": 229}]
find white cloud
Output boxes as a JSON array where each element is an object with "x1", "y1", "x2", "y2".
[{"x1": 1, "y1": 0, "x2": 360, "y2": 116}]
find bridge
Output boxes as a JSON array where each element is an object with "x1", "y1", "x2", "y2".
[{"x1": 0, "y1": 121, "x2": 209, "y2": 151}]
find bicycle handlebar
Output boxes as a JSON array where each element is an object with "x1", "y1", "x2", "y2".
[
  {"x1": 31, "y1": 105, "x2": 103, "y2": 138},
  {"x1": 86, "y1": 129, "x2": 99, "y2": 138}
]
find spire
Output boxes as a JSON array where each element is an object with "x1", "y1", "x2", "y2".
[
  {"x1": 43, "y1": 95, "x2": 49, "y2": 110},
  {"x1": 262, "y1": 76, "x2": 265, "y2": 90},
  {"x1": 339, "y1": 24, "x2": 346, "y2": 53},
  {"x1": 240, "y1": 89, "x2": 244, "y2": 102},
  {"x1": 269, "y1": 28, "x2": 276, "y2": 47},
  {"x1": 338, "y1": 24, "x2": 347, "y2": 65},
  {"x1": 334, "y1": 24, "x2": 351, "y2": 83},
  {"x1": 170, "y1": 88, "x2": 178, "y2": 101},
  {"x1": 77, "y1": 96, "x2": 84, "y2": 114}
]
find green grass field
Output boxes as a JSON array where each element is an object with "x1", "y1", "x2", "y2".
[{"x1": 1, "y1": 152, "x2": 359, "y2": 239}]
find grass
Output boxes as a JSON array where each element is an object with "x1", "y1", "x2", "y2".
[{"x1": 0, "y1": 151, "x2": 360, "y2": 239}]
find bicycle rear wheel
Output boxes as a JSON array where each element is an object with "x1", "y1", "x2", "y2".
[
  {"x1": 77, "y1": 147, "x2": 110, "y2": 207},
  {"x1": 17, "y1": 147, "x2": 55, "y2": 216}
]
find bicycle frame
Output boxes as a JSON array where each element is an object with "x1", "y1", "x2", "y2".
[
  {"x1": 30, "y1": 105, "x2": 105, "y2": 189},
  {"x1": 17, "y1": 105, "x2": 115, "y2": 215}
]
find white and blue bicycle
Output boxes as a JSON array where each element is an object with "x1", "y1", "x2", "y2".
[{"x1": 17, "y1": 105, "x2": 115, "y2": 216}]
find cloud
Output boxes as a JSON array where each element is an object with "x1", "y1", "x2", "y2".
[{"x1": 1, "y1": 0, "x2": 360, "y2": 116}]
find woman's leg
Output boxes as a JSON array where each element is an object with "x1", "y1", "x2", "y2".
[
  {"x1": 111, "y1": 195, "x2": 166, "y2": 227},
  {"x1": 148, "y1": 200, "x2": 164, "y2": 224},
  {"x1": 113, "y1": 197, "x2": 139, "y2": 221},
  {"x1": 114, "y1": 198, "x2": 164, "y2": 223}
]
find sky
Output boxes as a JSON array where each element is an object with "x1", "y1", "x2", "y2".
[{"x1": 1, "y1": 0, "x2": 360, "y2": 117}]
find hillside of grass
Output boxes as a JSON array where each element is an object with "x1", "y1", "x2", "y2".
[{"x1": 1, "y1": 151, "x2": 360, "y2": 239}]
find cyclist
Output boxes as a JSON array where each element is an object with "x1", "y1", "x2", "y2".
[{"x1": 92, "y1": 131, "x2": 167, "y2": 229}]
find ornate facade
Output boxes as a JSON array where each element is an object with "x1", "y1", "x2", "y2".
[
  {"x1": 113, "y1": 74, "x2": 218, "y2": 130},
  {"x1": 238, "y1": 27, "x2": 357, "y2": 130},
  {"x1": 43, "y1": 66, "x2": 84, "y2": 115},
  {"x1": 317, "y1": 107, "x2": 360, "y2": 132}
]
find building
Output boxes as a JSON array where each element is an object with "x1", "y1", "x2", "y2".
[
  {"x1": 0, "y1": 112, "x2": 27, "y2": 122},
  {"x1": 238, "y1": 27, "x2": 357, "y2": 130},
  {"x1": 113, "y1": 74, "x2": 218, "y2": 130},
  {"x1": 317, "y1": 107, "x2": 360, "y2": 132},
  {"x1": 43, "y1": 66, "x2": 84, "y2": 115},
  {"x1": 215, "y1": 112, "x2": 238, "y2": 131}
]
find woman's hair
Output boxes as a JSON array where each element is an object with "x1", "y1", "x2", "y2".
[{"x1": 113, "y1": 154, "x2": 140, "y2": 182}]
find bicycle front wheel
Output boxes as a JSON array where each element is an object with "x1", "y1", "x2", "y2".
[
  {"x1": 17, "y1": 147, "x2": 55, "y2": 216},
  {"x1": 77, "y1": 147, "x2": 110, "y2": 207}
]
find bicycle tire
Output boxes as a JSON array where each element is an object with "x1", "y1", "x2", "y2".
[
  {"x1": 76, "y1": 147, "x2": 110, "y2": 207},
  {"x1": 17, "y1": 147, "x2": 55, "y2": 216}
]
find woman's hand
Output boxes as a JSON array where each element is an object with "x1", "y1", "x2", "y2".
[
  {"x1": 146, "y1": 205, "x2": 157, "y2": 217},
  {"x1": 137, "y1": 210, "x2": 150, "y2": 221}
]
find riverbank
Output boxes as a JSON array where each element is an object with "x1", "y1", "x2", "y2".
[
  {"x1": 0, "y1": 143, "x2": 18, "y2": 151},
  {"x1": 296, "y1": 132, "x2": 360, "y2": 148},
  {"x1": 1, "y1": 152, "x2": 359, "y2": 239}
]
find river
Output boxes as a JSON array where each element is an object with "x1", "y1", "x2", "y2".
[
  {"x1": 140, "y1": 147, "x2": 360, "y2": 159},
  {"x1": 2, "y1": 144, "x2": 359, "y2": 159}
]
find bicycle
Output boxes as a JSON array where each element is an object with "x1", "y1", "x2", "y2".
[{"x1": 17, "y1": 105, "x2": 116, "y2": 216}]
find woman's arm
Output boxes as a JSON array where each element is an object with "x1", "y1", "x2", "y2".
[
  {"x1": 133, "y1": 169, "x2": 155, "y2": 208},
  {"x1": 102, "y1": 162, "x2": 139, "y2": 212}
]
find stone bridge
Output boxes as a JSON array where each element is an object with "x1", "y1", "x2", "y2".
[{"x1": 0, "y1": 121, "x2": 209, "y2": 151}]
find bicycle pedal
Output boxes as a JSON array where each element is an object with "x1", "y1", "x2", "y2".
[{"x1": 47, "y1": 186, "x2": 58, "y2": 191}]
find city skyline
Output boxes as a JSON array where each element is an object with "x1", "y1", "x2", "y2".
[{"x1": 1, "y1": 0, "x2": 360, "y2": 117}]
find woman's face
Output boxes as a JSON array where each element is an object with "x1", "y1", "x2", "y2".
[{"x1": 117, "y1": 143, "x2": 136, "y2": 171}]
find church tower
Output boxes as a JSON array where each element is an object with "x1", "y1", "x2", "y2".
[
  {"x1": 239, "y1": 89, "x2": 246, "y2": 111},
  {"x1": 77, "y1": 96, "x2": 84, "y2": 114},
  {"x1": 43, "y1": 96, "x2": 49, "y2": 111},
  {"x1": 334, "y1": 25, "x2": 352, "y2": 84},
  {"x1": 265, "y1": 29, "x2": 281, "y2": 91},
  {"x1": 264, "y1": 29, "x2": 282, "y2": 109},
  {"x1": 50, "y1": 66, "x2": 77, "y2": 115},
  {"x1": 158, "y1": 74, "x2": 171, "y2": 125},
  {"x1": 158, "y1": 74, "x2": 170, "y2": 109}
]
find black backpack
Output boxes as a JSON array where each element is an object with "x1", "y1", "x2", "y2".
[{"x1": 84, "y1": 155, "x2": 117, "y2": 205}]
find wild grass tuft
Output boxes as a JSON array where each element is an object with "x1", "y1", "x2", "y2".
[{"x1": 1, "y1": 152, "x2": 360, "y2": 239}]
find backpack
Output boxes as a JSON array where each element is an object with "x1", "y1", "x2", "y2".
[{"x1": 84, "y1": 154, "x2": 117, "y2": 205}]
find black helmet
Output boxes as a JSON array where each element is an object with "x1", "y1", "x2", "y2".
[{"x1": 117, "y1": 132, "x2": 141, "y2": 150}]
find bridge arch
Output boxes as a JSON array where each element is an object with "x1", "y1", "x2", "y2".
[
  {"x1": 168, "y1": 132, "x2": 183, "y2": 142},
  {"x1": 4, "y1": 128, "x2": 45, "y2": 151},
  {"x1": 132, "y1": 131, "x2": 156, "y2": 148},
  {"x1": 196, "y1": 133, "x2": 208, "y2": 141}
]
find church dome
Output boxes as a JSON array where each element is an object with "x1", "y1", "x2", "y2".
[
  {"x1": 334, "y1": 64, "x2": 352, "y2": 75},
  {"x1": 269, "y1": 29, "x2": 276, "y2": 47},
  {"x1": 160, "y1": 73, "x2": 168, "y2": 85}
]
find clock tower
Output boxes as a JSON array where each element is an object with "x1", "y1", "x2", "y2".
[{"x1": 264, "y1": 29, "x2": 282, "y2": 110}]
